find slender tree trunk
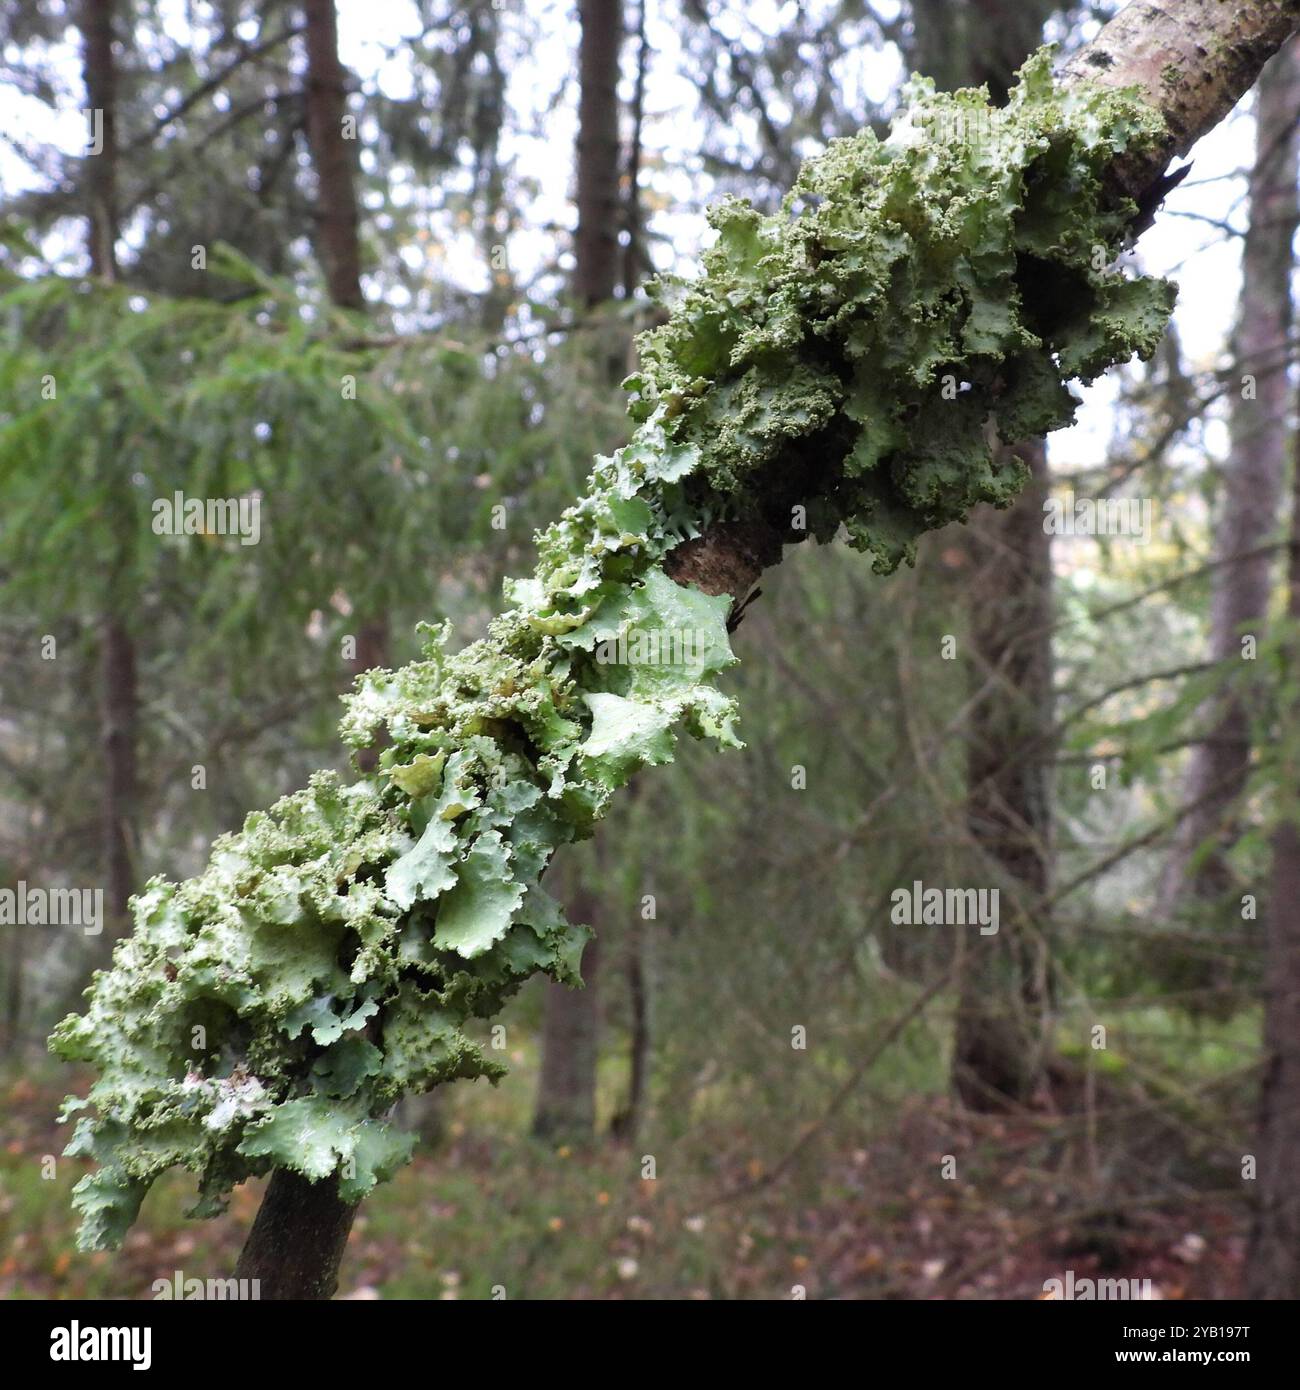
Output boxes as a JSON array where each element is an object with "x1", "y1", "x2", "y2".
[
  {"x1": 81, "y1": 0, "x2": 139, "y2": 941},
  {"x1": 908, "y1": 0, "x2": 1059, "y2": 1109},
  {"x1": 953, "y1": 15, "x2": 1057, "y2": 1110},
  {"x1": 574, "y1": 0, "x2": 623, "y2": 308},
  {"x1": 534, "y1": 912, "x2": 601, "y2": 1143},
  {"x1": 82, "y1": 0, "x2": 118, "y2": 281},
  {"x1": 1249, "y1": 778, "x2": 1300, "y2": 1297},
  {"x1": 304, "y1": 0, "x2": 390, "y2": 749},
  {"x1": 956, "y1": 442, "x2": 1055, "y2": 1108},
  {"x1": 302, "y1": 0, "x2": 364, "y2": 311},
  {"x1": 472, "y1": 5, "x2": 512, "y2": 336},
  {"x1": 1158, "y1": 45, "x2": 1300, "y2": 934},
  {"x1": 533, "y1": 0, "x2": 625, "y2": 1142},
  {"x1": 611, "y1": 10, "x2": 652, "y2": 1142},
  {"x1": 910, "y1": 0, "x2": 1045, "y2": 101},
  {"x1": 621, "y1": 0, "x2": 648, "y2": 297},
  {"x1": 610, "y1": 918, "x2": 650, "y2": 1142},
  {"x1": 100, "y1": 612, "x2": 138, "y2": 932},
  {"x1": 1246, "y1": 338, "x2": 1300, "y2": 1300},
  {"x1": 4, "y1": 863, "x2": 26, "y2": 1053},
  {"x1": 236, "y1": 2, "x2": 376, "y2": 1294}
]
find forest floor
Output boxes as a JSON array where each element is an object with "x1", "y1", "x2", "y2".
[{"x1": 0, "y1": 1055, "x2": 1249, "y2": 1300}]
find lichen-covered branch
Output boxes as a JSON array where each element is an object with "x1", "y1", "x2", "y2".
[
  {"x1": 50, "y1": 51, "x2": 1173, "y2": 1252},
  {"x1": 673, "y1": 0, "x2": 1300, "y2": 601},
  {"x1": 50, "y1": 4, "x2": 1296, "y2": 1277}
]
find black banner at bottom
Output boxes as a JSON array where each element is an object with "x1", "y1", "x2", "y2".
[{"x1": 0, "y1": 1295, "x2": 1284, "y2": 1376}]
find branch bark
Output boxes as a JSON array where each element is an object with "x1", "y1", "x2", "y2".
[
  {"x1": 1060, "y1": 0, "x2": 1300, "y2": 207},
  {"x1": 233, "y1": 1170, "x2": 358, "y2": 1300}
]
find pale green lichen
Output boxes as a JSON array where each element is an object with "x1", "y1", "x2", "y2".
[{"x1": 52, "y1": 49, "x2": 1174, "y2": 1249}]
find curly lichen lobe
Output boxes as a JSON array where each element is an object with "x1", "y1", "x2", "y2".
[
  {"x1": 627, "y1": 48, "x2": 1174, "y2": 572},
  {"x1": 52, "y1": 48, "x2": 1175, "y2": 1251}
]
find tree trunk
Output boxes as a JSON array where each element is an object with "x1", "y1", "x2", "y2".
[
  {"x1": 610, "y1": 920, "x2": 650, "y2": 1142},
  {"x1": 910, "y1": 0, "x2": 1048, "y2": 102},
  {"x1": 234, "y1": 1170, "x2": 358, "y2": 1299},
  {"x1": 956, "y1": 442, "x2": 1055, "y2": 1108},
  {"x1": 81, "y1": 1, "x2": 139, "y2": 942},
  {"x1": 533, "y1": 0, "x2": 625, "y2": 1142},
  {"x1": 612, "y1": 10, "x2": 653, "y2": 1145},
  {"x1": 82, "y1": 0, "x2": 118, "y2": 281},
  {"x1": 99, "y1": 613, "x2": 138, "y2": 934},
  {"x1": 621, "y1": 0, "x2": 649, "y2": 297},
  {"x1": 1246, "y1": 311, "x2": 1300, "y2": 1300},
  {"x1": 1249, "y1": 805, "x2": 1300, "y2": 1297},
  {"x1": 303, "y1": 0, "x2": 364, "y2": 311},
  {"x1": 4, "y1": 865, "x2": 26, "y2": 1053},
  {"x1": 575, "y1": 0, "x2": 623, "y2": 308},
  {"x1": 235, "y1": 1, "x2": 376, "y2": 1295},
  {"x1": 534, "y1": 928, "x2": 601, "y2": 1142},
  {"x1": 304, "y1": 1, "x2": 389, "y2": 761},
  {"x1": 1158, "y1": 44, "x2": 1300, "y2": 934},
  {"x1": 907, "y1": 0, "x2": 1060, "y2": 1110}
]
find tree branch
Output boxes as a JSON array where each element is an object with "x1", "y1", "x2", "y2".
[{"x1": 669, "y1": 0, "x2": 1300, "y2": 602}]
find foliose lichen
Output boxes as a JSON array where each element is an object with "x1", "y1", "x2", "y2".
[{"x1": 52, "y1": 49, "x2": 1174, "y2": 1249}]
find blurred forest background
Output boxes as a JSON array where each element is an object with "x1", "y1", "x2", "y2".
[{"x1": 2, "y1": 0, "x2": 1299, "y2": 1300}]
